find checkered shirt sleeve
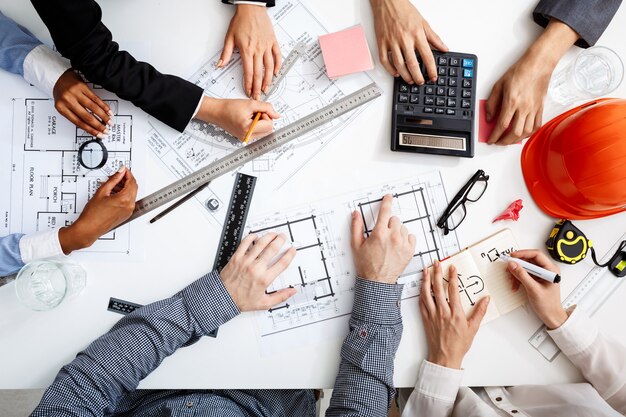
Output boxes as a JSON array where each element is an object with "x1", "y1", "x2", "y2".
[{"x1": 326, "y1": 278, "x2": 404, "y2": 417}]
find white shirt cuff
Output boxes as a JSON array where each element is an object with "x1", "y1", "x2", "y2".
[
  {"x1": 22, "y1": 45, "x2": 71, "y2": 98},
  {"x1": 547, "y1": 306, "x2": 599, "y2": 357},
  {"x1": 231, "y1": 1, "x2": 267, "y2": 6},
  {"x1": 19, "y1": 229, "x2": 67, "y2": 264},
  {"x1": 191, "y1": 95, "x2": 205, "y2": 121},
  {"x1": 414, "y1": 360, "x2": 464, "y2": 402}
]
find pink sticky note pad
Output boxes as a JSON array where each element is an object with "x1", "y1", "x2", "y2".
[
  {"x1": 319, "y1": 25, "x2": 374, "y2": 79},
  {"x1": 479, "y1": 99, "x2": 497, "y2": 143}
]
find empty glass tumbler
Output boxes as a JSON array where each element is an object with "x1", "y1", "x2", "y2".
[
  {"x1": 549, "y1": 46, "x2": 624, "y2": 106},
  {"x1": 15, "y1": 260, "x2": 86, "y2": 311}
]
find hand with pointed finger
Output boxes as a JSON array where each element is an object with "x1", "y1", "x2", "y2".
[
  {"x1": 507, "y1": 250, "x2": 568, "y2": 330},
  {"x1": 219, "y1": 4, "x2": 282, "y2": 100},
  {"x1": 370, "y1": 0, "x2": 448, "y2": 85},
  {"x1": 419, "y1": 260, "x2": 490, "y2": 369},
  {"x1": 196, "y1": 97, "x2": 280, "y2": 142},
  {"x1": 351, "y1": 194, "x2": 416, "y2": 284},
  {"x1": 53, "y1": 70, "x2": 112, "y2": 138},
  {"x1": 58, "y1": 166, "x2": 138, "y2": 254},
  {"x1": 220, "y1": 233, "x2": 298, "y2": 312}
]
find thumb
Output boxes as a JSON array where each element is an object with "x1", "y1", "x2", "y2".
[
  {"x1": 253, "y1": 101, "x2": 281, "y2": 119},
  {"x1": 266, "y1": 287, "x2": 297, "y2": 308},
  {"x1": 507, "y1": 261, "x2": 539, "y2": 292},
  {"x1": 351, "y1": 211, "x2": 366, "y2": 250},
  {"x1": 97, "y1": 166, "x2": 127, "y2": 196},
  {"x1": 468, "y1": 295, "x2": 490, "y2": 330}
]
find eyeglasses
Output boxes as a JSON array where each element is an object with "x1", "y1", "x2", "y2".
[{"x1": 437, "y1": 169, "x2": 489, "y2": 235}]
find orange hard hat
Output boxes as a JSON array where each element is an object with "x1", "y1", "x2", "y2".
[{"x1": 521, "y1": 98, "x2": 626, "y2": 219}]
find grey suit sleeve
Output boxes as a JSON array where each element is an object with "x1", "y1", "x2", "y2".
[{"x1": 533, "y1": 0, "x2": 622, "y2": 48}]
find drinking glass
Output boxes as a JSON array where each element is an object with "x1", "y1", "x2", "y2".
[{"x1": 15, "y1": 260, "x2": 86, "y2": 311}]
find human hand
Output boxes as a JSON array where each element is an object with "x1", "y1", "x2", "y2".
[
  {"x1": 350, "y1": 194, "x2": 416, "y2": 284},
  {"x1": 58, "y1": 166, "x2": 138, "y2": 254},
  {"x1": 419, "y1": 260, "x2": 490, "y2": 369},
  {"x1": 507, "y1": 250, "x2": 568, "y2": 330},
  {"x1": 53, "y1": 70, "x2": 111, "y2": 138},
  {"x1": 219, "y1": 4, "x2": 281, "y2": 99},
  {"x1": 197, "y1": 97, "x2": 280, "y2": 141},
  {"x1": 220, "y1": 233, "x2": 297, "y2": 312},
  {"x1": 370, "y1": 0, "x2": 447, "y2": 84}
]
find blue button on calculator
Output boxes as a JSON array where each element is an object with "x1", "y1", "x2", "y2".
[
  {"x1": 462, "y1": 59, "x2": 474, "y2": 68},
  {"x1": 463, "y1": 69, "x2": 473, "y2": 78}
]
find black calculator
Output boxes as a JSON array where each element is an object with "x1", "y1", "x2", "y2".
[{"x1": 391, "y1": 51, "x2": 477, "y2": 158}]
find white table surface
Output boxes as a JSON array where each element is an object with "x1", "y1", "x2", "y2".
[{"x1": 1, "y1": 0, "x2": 626, "y2": 389}]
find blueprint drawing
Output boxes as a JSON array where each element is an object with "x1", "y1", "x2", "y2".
[
  {"x1": 245, "y1": 171, "x2": 460, "y2": 340},
  {"x1": 147, "y1": 0, "x2": 375, "y2": 227},
  {"x1": 0, "y1": 95, "x2": 144, "y2": 260}
]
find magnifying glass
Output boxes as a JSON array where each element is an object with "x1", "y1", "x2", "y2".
[{"x1": 78, "y1": 139, "x2": 108, "y2": 170}]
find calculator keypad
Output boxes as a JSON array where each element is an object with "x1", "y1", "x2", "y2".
[{"x1": 395, "y1": 51, "x2": 476, "y2": 120}]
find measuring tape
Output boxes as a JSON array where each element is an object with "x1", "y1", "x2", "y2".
[
  {"x1": 529, "y1": 232, "x2": 626, "y2": 361},
  {"x1": 126, "y1": 83, "x2": 382, "y2": 223},
  {"x1": 213, "y1": 173, "x2": 257, "y2": 271}
]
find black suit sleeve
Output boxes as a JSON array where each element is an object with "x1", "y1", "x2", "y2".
[
  {"x1": 221, "y1": 1, "x2": 275, "y2": 7},
  {"x1": 533, "y1": 0, "x2": 622, "y2": 48},
  {"x1": 31, "y1": 0, "x2": 203, "y2": 132}
]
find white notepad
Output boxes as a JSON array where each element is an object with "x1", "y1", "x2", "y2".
[{"x1": 429, "y1": 229, "x2": 527, "y2": 324}]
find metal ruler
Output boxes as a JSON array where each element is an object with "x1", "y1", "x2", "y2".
[
  {"x1": 107, "y1": 297, "x2": 218, "y2": 337},
  {"x1": 264, "y1": 41, "x2": 306, "y2": 98},
  {"x1": 213, "y1": 173, "x2": 257, "y2": 271},
  {"x1": 529, "y1": 232, "x2": 626, "y2": 361},
  {"x1": 126, "y1": 82, "x2": 382, "y2": 223}
]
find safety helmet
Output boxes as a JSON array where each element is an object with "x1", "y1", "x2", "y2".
[{"x1": 521, "y1": 98, "x2": 626, "y2": 219}]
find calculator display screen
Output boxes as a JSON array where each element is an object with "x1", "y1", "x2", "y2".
[{"x1": 399, "y1": 132, "x2": 467, "y2": 151}]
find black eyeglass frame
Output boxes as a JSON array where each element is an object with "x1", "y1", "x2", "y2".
[{"x1": 436, "y1": 169, "x2": 489, "y2": 235}]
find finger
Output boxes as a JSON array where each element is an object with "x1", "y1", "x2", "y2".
[
  {"x1": 242, "y1": 50, "x2": 254, "y2": 97},
  {"x1": 497, "y1": 112, "x2": 526, "y2": 146},
  {"x1": 219, "y1": 34, "x2": 235, "y2": 68},
  {"x1": 400, "y1": 224, "x2": 409, "y2": 239},
  {"x1": 272, "y1": 42, "x2": 282, "y2": 76},
  {"x1": 268, "y1": 246, "x2": 296, "y2": 277},
  {"x1": 82, "y1": 89, "x2": 111, "y2": 120},
  {"x1": 426, "y1": 26, "x2": 448, "y2": 52},
  {"x1": 484, "y1": 82, "x2": 503, "y2": 123},
  {"x1": 419, "y1": 295, "x2": 431, "y2": 321},
  {"x1": 252, "y1": 52, "x2": 264, "y2": 100},
  {"x1": 375, "y1": 194, "x2": 394, "y2": 230},
  {"x1": 523, "y1": 112, "x2": 535, "y2": 139},
  {"x1": 420, "y1": 265, "x2": 436, "y2": 315},
  {"x1": 262, "y1": 50, "x2": 274, "y2": 95},
  {"x1": 257, "y1": 234, "x2": 287, "y2": 263},
  {"x1": 72, "y1": 101, "x2": 108, "y2": 133},
  {"x1": 115, "y1": 168, "x2": 138, "y2": 198},
  {"x1": 252, "y1": 101, "x2": 281, "y2": 119},
  {"x1": 96, "y1": 166, "x2": 128, "y2": 196},
  {"x1": 378, "y1": 43, "x2": 397, "y2": 77},
  {"x1": 432, "y1": 260, "x2": 450, "y2": 315},
  {"x1": 488, "y1": 99, "x2": 516, "y2": 144},
  {"x1": 511, "y1": 250, "x2": 558, "y2": 272},
  {"x1": 59, "y1": 106, "x2": 104, "y2": 138},
  {"x1": 249, "y1": 120, "x2": 274, "y2": 140},
  {"x1": 388, "y1": 216, "x2": 402, "y2": 232},
  {"x1": 402, "y1": 39, "x2": 424, "y2": 85},
  {"x1": 447, "y1": 265, "x2": 462, "y2": 313},
  {"x1": 78, "y1": 95, "x2": 109, "y2": 128},
  {"x1": 232, "y1": 233, "x2": 259, "y2": 261},
  {"x1": 351, "y1": 211, "x2": 366, "y2": 250},
  {"x1": 390, "y1": 45, "x2": 412, "y2": 84},
  {"x1": 265, "y1": 287, "x2": 298, "y2": 309},
  {"x1": 408, "y1": 234, "x2": 416, "y2": 250},
  {"x1": 533, "y1": 106, "x2": 543, "y2": 132},
  {"x1": 246, "y1": 232, "x2": 278, "y2": 260},
  {"x1": 507, "y1": 261, "x2": 541, "y2": 292},
  {"x1": 415, "y1": 32, "x2": 437, "y2": 82},
  {"x1": 468, "y1": 295, "x2": 490, "y2": 330}
]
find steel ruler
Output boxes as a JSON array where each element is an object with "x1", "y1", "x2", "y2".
[
  {"x1": 528, "y1": 232, "x2": 626, "y2": 361},
  {"x1": 126, "y1": 82, "x2": 382, "y2": 223}
]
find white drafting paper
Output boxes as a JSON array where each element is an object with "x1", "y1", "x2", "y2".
[
  {"x1": 245, "y1": 171, "x2": 460, "y2": 353},
  {"x1": 146, "y1": 0, "x2": 375, "y2": 227},
  {"x1": 0, "y1": 91, "x2": 145, "y2": 261}
]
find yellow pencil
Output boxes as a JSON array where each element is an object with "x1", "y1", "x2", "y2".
[{"x1": 243, "y1": 112, "x2": 263, "y2": 144}]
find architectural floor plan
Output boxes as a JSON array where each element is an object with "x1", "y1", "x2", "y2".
[
  {"x1": 147, "y1": 0, "x2": 375, "y2": 227},
  {"x1": 245, "y1": 171, "x2": 460, "y2": 342},
  {"x1": 0, "y1": 95, "x2": 143, "y2": 260}
]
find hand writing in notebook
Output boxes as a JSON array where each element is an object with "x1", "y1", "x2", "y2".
[{"x1": 419, "y1": 259, "x2": 491, "y2": 369}]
